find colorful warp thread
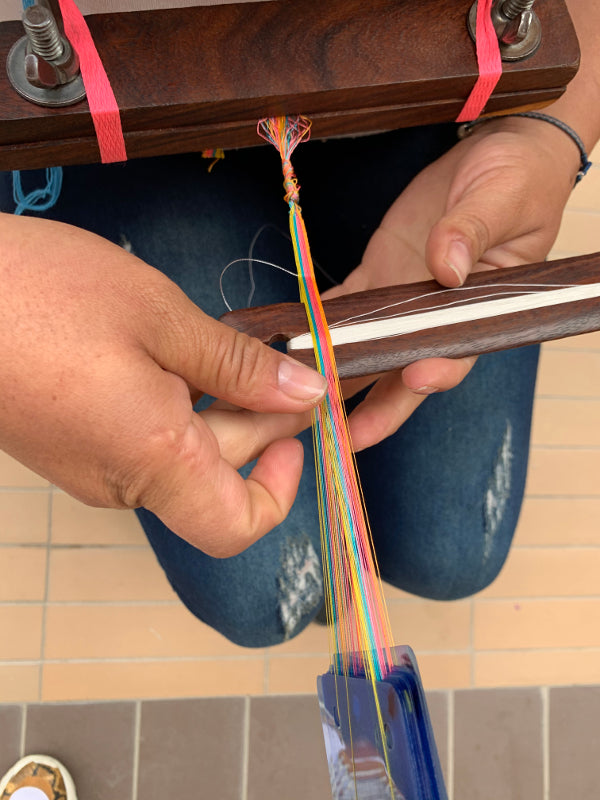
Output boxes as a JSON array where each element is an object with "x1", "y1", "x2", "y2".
[
  {"x1": 258, "y1": 117, "x2": 395, "y2": 683},
  {"x1": 456, "y1": 0, "x2": 502, "y2": 122},
  {"x1": 202, "y1": 148, "x2": 225, "y2": 172}
]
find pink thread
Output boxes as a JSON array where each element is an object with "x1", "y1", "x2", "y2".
[
  {"x1": 58, "y1": 0, "x2": 127, "y2": 163},
  {"x1": 456, "y1": 0, "x2": 502, "y2": 123}
]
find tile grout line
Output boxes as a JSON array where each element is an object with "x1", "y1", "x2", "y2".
[
  {"x1": 542, "y1": 686, "x2": 550, "y2": 800},
  {"x1": 131, "y1": 700, "x2": 141, "y2": 800},
  {"x1": 469, "y1": 599, "x2": 474, "y2": 688},
  {"x1": 240, "y1": 696, "x2": 251, "y2": 800},
  {"x1": 38, "y1": 490, "x2": 54, "y2": 701},
  {"x1": 447, "y1": 690, "x2": 454, "y2": 800},
  {"x1": 263, "y1": 651, "x2": 270, "y2": 694},
  {"x1": 19, "y1": 703, "x2": 27, "y2": 758}
]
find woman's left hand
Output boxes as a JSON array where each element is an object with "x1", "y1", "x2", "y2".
[{"x1": 325, "y1": 114, "x2": 580, "y2": 451}]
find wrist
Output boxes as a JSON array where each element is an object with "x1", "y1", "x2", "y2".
[{"x1": 459, "y1": 113, "x2": 589, "y2": 187}]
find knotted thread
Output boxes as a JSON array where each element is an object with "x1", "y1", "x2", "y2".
[
  {"x1": 282, "y1": 157, "x2": 300, "y2": 204},
  {"x1": 257, "y1": 116, "x2": 311, "y2": 206}
]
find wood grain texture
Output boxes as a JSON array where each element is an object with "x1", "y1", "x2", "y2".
[
  {"x1": 221, "y1": 254, "x2": 600, "y2": 379},
  {"x1": 0, "y1": 0, "x2": 579, "y2": 169}
]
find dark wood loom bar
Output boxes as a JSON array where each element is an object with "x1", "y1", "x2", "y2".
[
  {"x1": 0, "y1": 0, "x2": 579, "y2": 170},
  {"x1": 221, "y1": 253, "x2": 600, "y2": 379}
]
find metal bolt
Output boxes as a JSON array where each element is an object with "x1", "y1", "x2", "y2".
[
  {"x1": 22, "y1": 5, "x2": 64, "y2": 62},
  {"x1": 6, "y1": 2, "x2": 86, "y2": 106},
  {"x1": 502, "y1": 0, "x2": 536, "y2": 18},
  {"x1": 467, "y1": 0, "x2": 542, "y2": 61}
]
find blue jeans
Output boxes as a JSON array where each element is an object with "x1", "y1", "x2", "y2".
[{"x1": 1, "y1": 125, "x2": 539, "y2": 646}]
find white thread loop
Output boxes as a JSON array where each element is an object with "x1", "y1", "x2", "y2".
[{"x1": 288, "y1": 283, "x2": 600, "y2": 351}]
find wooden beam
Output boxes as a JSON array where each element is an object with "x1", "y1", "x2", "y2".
[{"x1": 0, "y1": 0, "x2": 580, "y2": 170}]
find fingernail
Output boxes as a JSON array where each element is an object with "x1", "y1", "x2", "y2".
[
  {"x1": 278, "y1": 359, "x2": 328, "y2": 402},
  {"x1": 445, "y1": 240, "x2": 471, "y2": 286},
  {"x1": 414, "y1": 385, "x2": 439, "y2": 395}
]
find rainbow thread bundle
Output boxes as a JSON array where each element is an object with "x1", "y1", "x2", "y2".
[
  {"x1": 258, "y1": 116, "x2": 395, "y2": 681},
  {"x1": 258, "y1": 116, "x2": 448, "y2": 800}
]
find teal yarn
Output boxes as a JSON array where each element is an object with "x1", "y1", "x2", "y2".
[
  {"x1": 12, "y1": 0, "x2": 64, "y2": 214},
  {"x1": 12, "y1": 167, "x2": 64, "y2": 215}
]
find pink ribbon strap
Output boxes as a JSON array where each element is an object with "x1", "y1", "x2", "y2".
[
  {"x1": 456, "y1": 0, "x2": 502, "y2": 123},
  {"x1": 58, "y1": 0, "x2": 127, "y2": 163}
]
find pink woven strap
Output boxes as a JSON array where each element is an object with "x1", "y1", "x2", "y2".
[
  {"x1": 58, "y1": 0, "x2": 127, "y2": 162},
  {"x1": 456, "y1": 0, "x2": 502, "y2": 123}
]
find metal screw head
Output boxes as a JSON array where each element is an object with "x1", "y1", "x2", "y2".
[
  {"x1": 6, "y1": 3, "x2": 86, "y2": 107},
  {"x1": 22, "y1": 4, "x2": 65, "y2": 62},
  {"x1": 467, "y1": 0, "x2": 542, "y2": 61}
]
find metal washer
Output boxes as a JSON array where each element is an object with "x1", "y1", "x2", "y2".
[{"x1": 7, "y1": 36, "x2": 86, "y2": 107}]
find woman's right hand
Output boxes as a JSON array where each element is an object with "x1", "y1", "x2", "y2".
[{"x1": 0, "y1": 213, "x2": 327, "y2": 556}]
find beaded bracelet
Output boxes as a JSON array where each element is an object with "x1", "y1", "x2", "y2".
[{"x1": 458, "y1": 111, "x2": 592, "y2": 185}]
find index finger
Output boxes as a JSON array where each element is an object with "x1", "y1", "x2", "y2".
[{"x1": 135, "y1": 414, "x2": 305, "y2": 557}]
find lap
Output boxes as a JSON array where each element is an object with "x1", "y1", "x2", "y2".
[{"x1": 1, "y1": 125, "x2": 538, "y2": 644}]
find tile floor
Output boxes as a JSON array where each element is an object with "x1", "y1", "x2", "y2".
[
  {"x1": 2, "y1": 686, "x2": 600, "y2": 800},
  {"x1": 1, "y1": 150, "x2": 600, "y2": 705}
]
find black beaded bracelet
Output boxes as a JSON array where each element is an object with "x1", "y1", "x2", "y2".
[{"x1": 458, "y1": 111, "x2": 592, "y2": 185}]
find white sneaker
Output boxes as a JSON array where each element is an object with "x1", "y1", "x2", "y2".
[{"x1": 0, "y1": 755, "x2": 77, "y2": 800}]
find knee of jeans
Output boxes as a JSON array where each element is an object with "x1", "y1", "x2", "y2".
[
  {"x1": 166, "y1": 533, "x2": 324, "y2": 648},
  {"x1": 174, "y1": 582, "x2": 321, "y2": 649},
  {"x1": 381, "y1": 418, "x2": 522, "y2": 601},
  {"x1": 381, "y1": 533, "x2": 511, "y2": 602}
]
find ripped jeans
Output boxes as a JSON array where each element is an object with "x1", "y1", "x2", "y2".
[{"x1": 1, "y1": 125, "x2": 539, "y2": 646}]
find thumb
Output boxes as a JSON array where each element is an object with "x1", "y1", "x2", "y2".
[
  {"x1": 425, "y1": 170, "x2": 525, "y2": 288},
  {"x1": 142, "y1": 278, "x2": 327, "y2": 413}
]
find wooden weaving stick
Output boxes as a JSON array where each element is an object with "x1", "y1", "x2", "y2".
[
  {"x1": 221, "y1": 253, "x2": 600, "y2": 379},
  {"x1": 0, "y1": 0, "x2": 579, "y2": 170}
]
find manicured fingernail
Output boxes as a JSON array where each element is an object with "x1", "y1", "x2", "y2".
[
  {"x1": 278, "y1": 359, "x2": 327, "y2": 401},
  {"x1": 414, "y1": 385, "x2": 440, "y2": 395},
  {"x1": 445, "y1": 240, "x2": 471, "y2": 286}
]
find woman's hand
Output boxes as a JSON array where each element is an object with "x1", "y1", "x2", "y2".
[
  {"x1": 0, "y1": 213, "x2": 327, "y2": 556},
  {"x1": 326, "y1": 115, "x2": 581, "y2": 451}
]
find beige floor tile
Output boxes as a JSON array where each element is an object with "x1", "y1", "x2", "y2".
[
  {"x1": 480, "y1": 547, "x2": 600, "y2": 598},
  {"x1": 475, "y1": 649, "x2": 600, "y2": 688},
  {"x1": 474, "y1": 598, "x2": 600, "y2": 650},
  {"x1": 0, "y1": 492, "x2": 49, "y2": 544},
  {"x1": 51, "y1": 494, "x2": 146, "y2": 545},
  {"x1": 274, "y1": 621, "x2": 331, "y2": 656},
  {"x1": 544, "y1": 330, "x2": 600, "y2": 350},
  {"x1": 552, "y1": 210, "x2": 600, "y2": 255},
  {"x1": 536, "y1": 350, "x2": 600, "y2": 397},
  {"x1": 0, "y1": 452, "x2": 49, "y2": 488},
  {"x1": 0, "y1": 605, "x2": 43, "y2": 660},
  {"x1": 0, "y1": 547, "x2": 47, "y2": 601},
  {"x1": 515, "y1": 498, "x2": 600, "y2": 546},
  {"x1": 47, "y1": 547, "x2": 176, "y2": 602},
  {"x1": 44, "y1": 603, "x2": 259, "y2": 660},
  {"x1": 413, "y1": 652, "x2": 472, "y2": 690},
  {"x1": 526, "y1": 448, "x2": 600, "y2": 496},
  {"x1": 41, "y1": 657, "x2": 265, "y2": 701},
  {"x1": 267, "y1": 652, "x2": 471, "y2": 693},
  {"x1": 0, "y1": 663, "x2": 40, "y2": 702},
  {"x1": 267, "y1": 655, "x2": 329, "y2": 694},
  {"x1": 531, "y1": 399, "x2": 600, "y2": 446},
  {"x1": 386, "y1": 599, "x2": 471, "y2": 651},
  {"x1": 383, "y1": 583, "x2": 414, "y2": 601}
]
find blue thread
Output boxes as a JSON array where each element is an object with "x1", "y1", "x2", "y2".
[
  {"x1": 12, "y1": 167, "x2": 64, "y2": 215},
  {"x1": 11, "y1": 0, "x2": 64, "y2": 214}
]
